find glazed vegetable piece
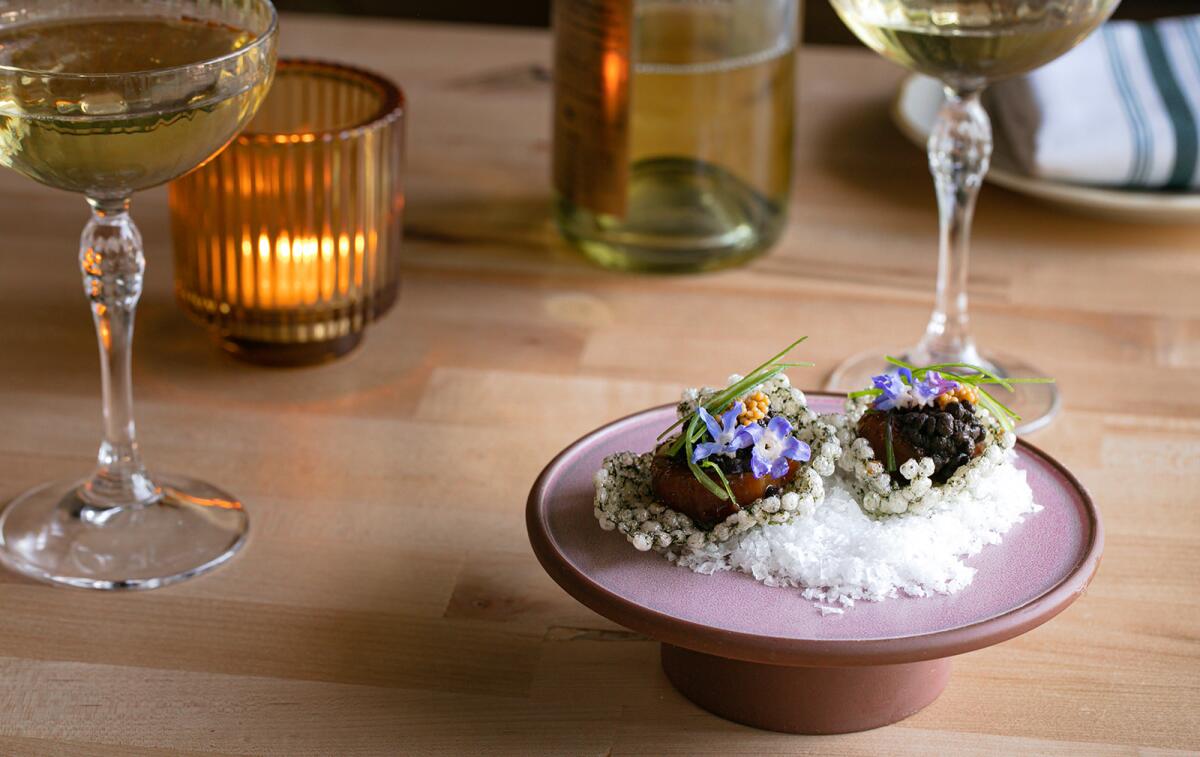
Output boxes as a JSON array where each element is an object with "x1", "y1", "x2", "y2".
[
  {"x1": 650, "y1": 449, "x2": 802, "y2": 528},
  {"x1": 593, "y1": 338, "x2": 842, "y2": 555}
]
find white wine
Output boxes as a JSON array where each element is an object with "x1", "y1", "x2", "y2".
[
  {"x1": 555, "y1": 0, "x2": 796, "y2": 272},
  {"x1": 830, "y1": 0, "x2": 1116, "y2": 85},
  {"x1": 0, "y1": 17, "x2": 269, "y2": 195}
]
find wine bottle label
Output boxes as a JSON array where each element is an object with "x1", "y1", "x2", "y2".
[{"x1": 552, "y1": 0, "x2": 632, "y2": 218}]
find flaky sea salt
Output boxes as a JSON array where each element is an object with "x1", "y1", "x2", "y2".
[{"x1": 675, "y1": 458, "x2": 1041, "y2": 607}]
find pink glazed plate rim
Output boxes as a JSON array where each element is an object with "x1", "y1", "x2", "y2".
[{"x1": 527, "y1": 392, "x2": 1103, "y2": 667}]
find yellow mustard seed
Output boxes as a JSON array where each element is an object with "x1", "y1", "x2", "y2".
[
  {"x1": 937, "y1": 384, "x2": 980, "y2": 407},
  {"x1": 736, "y1": 391, "x2": 770, "y2": 425}
]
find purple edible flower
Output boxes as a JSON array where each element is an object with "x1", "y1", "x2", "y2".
[
  {"x1": 871, "y1": 372, "x2": 911, "y2": 411},
  {"x1": 746, "y1": 416, "x2": 811, "y2": 479},
  {"x1": 912, "y1": 371, "x2": 958, "y2": 404},
  {"x1": 692, "y1": 402, "x2": 755, "y2": 463},
  {"x1": 871, "y1": 368, "x2": 959, "y2": 409}
]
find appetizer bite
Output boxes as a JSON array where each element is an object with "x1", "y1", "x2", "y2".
[
  {"x1": 588, "y1": 348, "x2": 1050, "y2": 610},
  {"x1": 836, "y1": 359, "x2": 1050, "y2": 515},
  {"x1": 594, "y1": 339, "x2": 841, "y2": 556}
]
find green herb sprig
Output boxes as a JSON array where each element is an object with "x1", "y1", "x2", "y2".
[
  {"x1": 883, "y1": 416, "x2": 897, "y2": 472},
  {"x1": 848, "y1": 356, "x2": 1054, "y2": 432},
  {"x1": 656, "y1": 337, "x2": 814, "y2": 504}
]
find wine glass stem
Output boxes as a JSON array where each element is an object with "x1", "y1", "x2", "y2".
[
  {"x1": 915, "y1": 85, "x2": 992, "y2": 367},
  {"x1": 79, "y1": 196, "x2": 158, "y2": 512}
]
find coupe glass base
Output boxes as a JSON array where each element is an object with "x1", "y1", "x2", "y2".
[
  {"x1": 826, "y1": 348, "x2": 1061, "y2": 435},
  {"x1": 0, "y1": 474, "x2": 248, "y2": 590}
]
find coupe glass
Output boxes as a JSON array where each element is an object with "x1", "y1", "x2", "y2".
[
  {"x1": 826, "y1": 0, "x2": 1120, "y2": 433},
  {"x1": 0, "y1": 0, "x2": 277, "y2": 589}
]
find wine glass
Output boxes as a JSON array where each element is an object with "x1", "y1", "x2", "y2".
[
  {"x1": 825, "y1": 0, "x2": 1120, "y2": 433},
  {"x1": 0, "y1": 0, "x2": 277, "y2": 589}
]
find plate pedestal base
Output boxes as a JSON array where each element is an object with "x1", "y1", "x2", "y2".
[{"x1": 661, "y1": 643, "x2": 952, "y2": 734}]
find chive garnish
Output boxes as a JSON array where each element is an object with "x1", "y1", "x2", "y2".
[
  {"x1": 884, "y1": 415, "x2": 897, "y2": 472},
  {"x1": 658, "y1": 337, "x2": 814, "y2": 503},
  {"x1": 858, "y1": 356, "x2": 1054, "y2": 432}
]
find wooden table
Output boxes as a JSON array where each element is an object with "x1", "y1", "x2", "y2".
[{"x1": 0, "y1": 13, "x2": 1196, "y2": 756}]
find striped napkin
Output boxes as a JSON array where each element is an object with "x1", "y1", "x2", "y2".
[{"x1": 991, "y1": 15, "x2": 1200, "y2": 190}]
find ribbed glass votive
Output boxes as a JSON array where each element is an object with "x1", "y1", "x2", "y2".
[{"x1": 169, "y1": 59, "x2": 405, "y2": 365}]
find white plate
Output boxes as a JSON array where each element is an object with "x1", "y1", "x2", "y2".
[{"x1": 893, "y1": 74, "x2": 1200, "y2": 225}]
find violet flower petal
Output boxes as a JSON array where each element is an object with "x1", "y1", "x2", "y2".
[
  {"x1": 719, "y1": 403, "x2": 744, "y2": 438},
  {"x1": 692, "y1": 442, "x2": 724, "y2": 463},
  {"x1": 793, "y1": 439, "x2": 812, "y2": 462},
  {"x1": 766, "y1": 415, "x2": 793, "y2": 439},
  {"x1": 928, "y1": 371, "x2": 959, "y2": 395},
  {"x1": 698, "y1": 407, "x2": 722, "y2": 442},
  {"x1": 871, "y1": 372, "x2": 908, "y2": 410},
  {"x1": 770, "y1": 457, "x2": 790, "y2": 479},
  {"x1": 911, "y1": 371, "x2": 960, "y2": 403},
  {"x1": 872, "y1": 373, "x2": 904, "y2": 394},
  {"x1": 730, "y1": 431, "x2": 754, "y2": 450},
  {"x1": 735, "y1": 423, "x2": 763, "y2": 447},
  {"x1": 780, "y1": 436, "x2": 804, "y2": 461},
  {"x1": 750, "y1": 451, "x2": 770, "y2": 479}
]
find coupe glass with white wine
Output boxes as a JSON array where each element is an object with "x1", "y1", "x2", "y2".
[
  {"x1": 826, "y1": 0, "x2": 1120, "y2": 432},
  {"x1": 0, "y1": 0, "x2": 277, "y2": 589}
]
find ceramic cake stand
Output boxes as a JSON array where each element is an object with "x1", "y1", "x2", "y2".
[{"x1": 527, "y1": 393, "x2": 1102, "y2": 734}]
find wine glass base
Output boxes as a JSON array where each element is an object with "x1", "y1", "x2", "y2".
[
  {"x1": 825, "y1": 348, "x2": 1061, "y2": 435},
  {"x1": 0, "y1": 475, "x2": 248, "y2": 590}
]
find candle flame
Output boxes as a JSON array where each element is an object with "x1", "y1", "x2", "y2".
[
  {"x1": 240, "y1": 236, "x2": 254, "y2": 305},
  {"x1": 226, "y1": 229, "x2": 362, "y2": 308}
]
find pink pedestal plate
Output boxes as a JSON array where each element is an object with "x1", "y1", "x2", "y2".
[{"x1": 527, "y1": 393, "x2": 1102, "y2": 734}]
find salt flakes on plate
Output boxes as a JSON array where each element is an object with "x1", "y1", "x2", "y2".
[{"x1": 674, "y1": 455, "x2": 1041, "y2": 610}]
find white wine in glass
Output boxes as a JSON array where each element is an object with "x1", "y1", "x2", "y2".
[
  {"x1": 0, "y1": 0, "x2": 277, "y2": 590},
  {"x1": 0, "y1": 18, "x2": 268, "y2": 194},
  {"x1": 826, "y1": 0, "x2": 1120, "y2": 432}
]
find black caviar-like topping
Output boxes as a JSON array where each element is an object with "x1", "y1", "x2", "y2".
[{"x1": 888, "y1": 401, "x2": 984, "y2": 484}]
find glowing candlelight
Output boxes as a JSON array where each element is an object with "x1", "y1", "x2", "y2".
[
  {"x1": 225, "y1": 231, "x2": 357, "y2": 309},
  {"x1": 169, "y1": 60, "x2": 405, "y2": 366}
]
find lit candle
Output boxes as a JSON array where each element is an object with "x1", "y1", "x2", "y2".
[
  {"x1": 231, "y1": 231, "x2": 361, "y2": 309},
  {"x1": 169, "y1": 60, "x2": 405, "y2": 366}
]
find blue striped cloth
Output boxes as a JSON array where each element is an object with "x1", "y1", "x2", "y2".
[{"x1": 992, "y1": 16, "x2": 1200, "y2": 190}]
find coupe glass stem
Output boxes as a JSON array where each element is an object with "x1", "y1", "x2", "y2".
[
  {"x1": 79, "y1": 196, "x2": 159, "y2": 513},
  {"x1": 914, "y1": 85, "x2": 992, "y2": 367}
]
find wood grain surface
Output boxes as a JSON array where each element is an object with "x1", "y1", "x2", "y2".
[{"x1": 0, "y1": 13, "x2": 1195, "y2": 756}]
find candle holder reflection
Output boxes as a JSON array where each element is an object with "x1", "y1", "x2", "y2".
[{"x1": 170, "y1": 59, "x2": 404, "y2": 366}]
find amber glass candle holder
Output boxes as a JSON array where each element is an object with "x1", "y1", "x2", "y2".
[{"x1": 170, "y1": 59, "x2": 404, "y2": 366}]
